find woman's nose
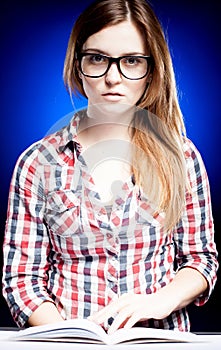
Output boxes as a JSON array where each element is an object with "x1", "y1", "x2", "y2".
[{"x1": 105, "y1": 62, "x2": 122, "y2": 84}]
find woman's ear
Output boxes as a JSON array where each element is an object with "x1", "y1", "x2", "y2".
[
  {"x1": 147, "y1": 74, "x2": 152, "y2": 83},
  {"x1": 76, "y1": 61, "x2": 83, "y2": 79}
]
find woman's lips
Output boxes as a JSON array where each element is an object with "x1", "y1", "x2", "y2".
[{"x1": 102, "y1": 92, "x2": 124, "y2": 101}]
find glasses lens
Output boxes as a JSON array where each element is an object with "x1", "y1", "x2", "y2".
[
  {"x1": 120, "y1": 56, "x2": 149, "y2": 79},
  {"x1": 81, "y1": 54, "x2": 109, "y2": 77}
]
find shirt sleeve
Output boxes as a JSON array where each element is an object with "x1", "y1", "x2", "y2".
[
  {"x1": 2, "y1": 143, "x2": 54, "y2": 327},
  {"x1": 172, "y1": 138, "x2": 218, "y2": 306}
]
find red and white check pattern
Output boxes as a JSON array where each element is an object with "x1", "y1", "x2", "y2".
[{"x1": 2, "y1": 112, "x2": 218, "y2": 331}]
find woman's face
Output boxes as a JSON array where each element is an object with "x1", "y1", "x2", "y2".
[{"x1": 79, "y1": 21, "x2": 149, "y2": 116}]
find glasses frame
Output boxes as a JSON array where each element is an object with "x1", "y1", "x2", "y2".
[{"x1": 78, "y1": 53, "x2": 153, "y2": 80}]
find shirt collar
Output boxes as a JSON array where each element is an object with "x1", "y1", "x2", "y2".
[{"x1": 57, "y1": 109, "x2": 86, "y2": 153}]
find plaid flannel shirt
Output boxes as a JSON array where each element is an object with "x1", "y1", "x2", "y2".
[{"x1": 3, "y1": 112, "x2": 218, "y2": 330}]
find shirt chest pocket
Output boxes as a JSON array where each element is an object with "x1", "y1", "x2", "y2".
[{"x1": 45, "y1": 190, "x2": 81, "y2": 237}]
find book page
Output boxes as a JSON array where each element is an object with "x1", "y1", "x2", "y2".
[
  {"x1": 8, "y1": 319, "x2": 203, "y2": 345},
  {"x1": 10, "y1": 319, "x2": 109, "y2": 344},
  {"x1": 108, "y1": 327, "x2": 201, "y2": 345}
]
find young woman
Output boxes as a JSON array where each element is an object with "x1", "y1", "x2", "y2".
[{"x1": 2, "y1": 0, "x2": 218, "y2": 333}]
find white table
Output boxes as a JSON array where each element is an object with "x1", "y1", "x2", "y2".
[{"x1": 1, "y1": 332, "x2": 221, "y2": 350}]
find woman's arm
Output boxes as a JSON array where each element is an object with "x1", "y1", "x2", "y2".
[
  {"x1": 173, "y1": 139, "x2": 218, "y2": 307},
  {"x1": 2, "y1": 143, "x2": 57, "y2": 327},
  {"x1": 28, "y1": 302, "x2": 64, "y2": 326},
  {"x1": 157, "y1": 267, "x2": 208, "y2": 311}
]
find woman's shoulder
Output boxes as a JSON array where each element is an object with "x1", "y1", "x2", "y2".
[
  {"x1": 15, "y1": 130, "x2": 63, "y2": 166},
  {"x1": 14, "y1": 112, "x2": 81, "y2": 167},
  {"x1": 182, "y1": 136, "x2": 203, "y2": 160},
  {"x1": 13, "y1": 122, "x2": 76, "y2": 174},
  {"x1": 182, "y1": 137, "x2": 208, "y2": 180}
]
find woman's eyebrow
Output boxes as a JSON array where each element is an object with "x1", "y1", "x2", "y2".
[
  {"x1": 82, "y1": 48, "x2": 147, "y2": 56},
  {"x1": 82, "y1": 48, "x2": 106, "y2": 54}
]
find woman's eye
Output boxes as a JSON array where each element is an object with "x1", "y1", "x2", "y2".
[
  {"x1": 89, "y1": 54, "x2": 105, "y2": 64},
  {"x1": 125, "y1": 57, "x2": 139, "y2": 65},
  {"x1": 128, "y1": 58, "x2": 137, "y2": 64}
]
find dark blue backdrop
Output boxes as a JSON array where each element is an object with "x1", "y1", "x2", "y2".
[{"x1": 0, "y1": 0, "x2": 220, "y2": 331}]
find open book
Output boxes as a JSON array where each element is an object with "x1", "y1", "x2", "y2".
[{"x1": 8, "y1": 319, "x2": 202, "y2": 345}]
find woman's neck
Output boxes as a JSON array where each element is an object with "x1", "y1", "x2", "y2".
[{"x1": 77, "y1": 104, "x2": 134, "y2": 148}]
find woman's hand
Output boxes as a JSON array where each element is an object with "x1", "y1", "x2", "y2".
[
  {"x1": 88, "y1": 268, "x2": 208, "y2": 334},
  {"x1": 88, "y1": 291, "x2": 176, "y2": 334}
]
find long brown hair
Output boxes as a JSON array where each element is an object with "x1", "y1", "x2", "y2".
[{"x1": 63, "y1": 0, "x2": 188, "y2": 231}]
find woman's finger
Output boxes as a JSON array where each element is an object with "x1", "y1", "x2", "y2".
[
  {"x1": 107, "y1": 305, "x2": 135, "y2": 334},
  {"x1": 88, "y1": 294, "x2": 131, "y2": 324}
]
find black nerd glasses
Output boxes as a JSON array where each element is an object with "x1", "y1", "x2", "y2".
[{"x1": 78, "y1": 53, "x2": 152, "y2": 80}]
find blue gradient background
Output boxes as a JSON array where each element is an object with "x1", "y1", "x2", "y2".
[{"x1": 0, "y1": 0, "x2": 220, "y2": 330}]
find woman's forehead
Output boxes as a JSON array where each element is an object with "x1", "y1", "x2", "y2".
[{"x1": 82, "y1": 21, "x2": 146, "y2": 56}]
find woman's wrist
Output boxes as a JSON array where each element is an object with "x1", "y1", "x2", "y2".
[
  {"x1": 157, "y1": 267, "x2": 208, "y2": 312},
  {"x1": 28, "y1": 301, "x2": 64, "y2": 326}
]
